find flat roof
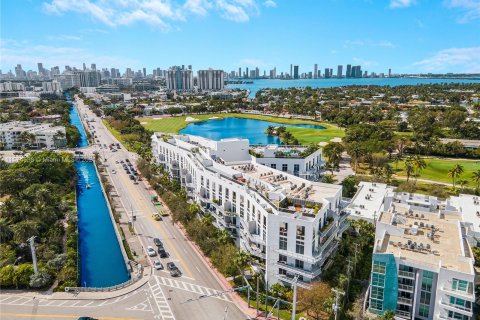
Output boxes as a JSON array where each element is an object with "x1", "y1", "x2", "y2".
[
  {"x1": 451, "y1": 194, "x2": 480, "y2": 235},
  {"x1": 228, "y1": 162, "x2": 340, "y2": 204},
  {"x1": 345, "y1": 182, "x2": 393, "y2": 221},
  {"x1": 377, "y1": 205, "x2": 472, "y2": 274}
]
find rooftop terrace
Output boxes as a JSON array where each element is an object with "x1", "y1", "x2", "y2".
[{"x1": 377, "y1": 205, "x2": 472, "y2": 274}]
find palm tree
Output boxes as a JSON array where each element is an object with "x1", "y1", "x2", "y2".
[
  {"x1": 383, "y1": 164, "x2": 394, "y2": 183},
  {"x1": 447, "y1": 164, "x2": 464, "y2": 188},
  {"x1": 405, "y1": 157, "x2": 414, "y2": 182},
  {"x1": 322, "y1": 174, "x2": 336, "y2": 184},
  {"x1": 412, "y1": 155, "x2": 427, "y2": 183},
  {"x1": 472, "y1": 169, "x2": 480, "y2": 190},
  {"x1": 217, "y1": 229, "x2": 231, "y2": 245},
  {"x1": 18, "y1": 131, "x2": 36, "y2": 150},
  {"x1": 201, "y1": 214, "x2": 214, "y2": 226},
  {"x1": 0, "y1": 218, "x2": 13, "y2": 242},
  {"x1": 347, "y1": 144, "x2": 363, "y2": 172},
  {"x1": 11, "y1": 219, "x2": 38, "y2": 243},
  {"x1": 458, "y1": 179, "x2": 468, "y2": 192},
  {"x1": 323, "y1": 142, "x2": 344, "y2": 173}
]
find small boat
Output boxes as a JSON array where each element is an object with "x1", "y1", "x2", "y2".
[{"x1": 86, "y1": 184, "x2": 91, "y2": 189}]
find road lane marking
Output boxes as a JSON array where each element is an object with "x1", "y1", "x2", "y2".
[
  {"x1": 116, "y1": 170, "x2": 194, "y2": 278},
  {"x1": 149, "y1": 278, "x2": 175, "y2": 320},
  {"x1": 0, "y1": 313, "x2": 142, "y2": 320}
]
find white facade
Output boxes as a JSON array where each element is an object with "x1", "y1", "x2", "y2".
[
  {"x1": 250, "y1": 144, "x2": 323, "y2": 181},
  {"x1": 360, "y1": 182, "x2": 476, "y2": 320},
  {"x1": 197, "y1": 69, "x2": 224, "y2": 91},
  {"x1": 42, "y1": 80, "x2": 62, "y2": 93},
  {"x1": 151, "y1": 133, "x2": 347, "y2": 287},
  {"x1": 0, "y1": 121, "x2": 66, "y2": 150}
]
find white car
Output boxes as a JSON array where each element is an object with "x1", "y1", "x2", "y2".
[
  {"x1": 153, "y1": 260, "x2": 163, "y2": 270},
  {"x1": 147, "y1": 246, "x2": 157, "y2": 257},
  {"x1": 112, "y1": 169, "x2": 116, "y2": 174}
]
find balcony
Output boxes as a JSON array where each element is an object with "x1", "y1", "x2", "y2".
[
  {"x1": 275, "y1": 261, "x2": 321, "y2": 279},
  {"x1": 397, "y1": 297, "x2": 413, "y2": 305},
  {"x1": 395, "y1": 310, "x2": 411, "y2": 319},
  {"x1": 398, "y1": 270, "x2": 416, "y2": 279},
  {"x1": 439, "y1": 300, "x2": 473, "y2": 317},
  {"x1": 398, "y1": 283, "x2": 414, "y2": 292},
  {"x1": 277, "y1": 274, "x2": 312, "y2": 289},
  {"x1": 440, "y1": 286, "x2": 475, "y2": 301}
]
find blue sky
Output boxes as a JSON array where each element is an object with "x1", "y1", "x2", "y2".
[{"x1": 1, "y1": 0, "x2": 479, "y2": 74}]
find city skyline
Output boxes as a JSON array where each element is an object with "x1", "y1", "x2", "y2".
[{"x1": 1, "y1": 0, "x2": 480, "y2": 74}]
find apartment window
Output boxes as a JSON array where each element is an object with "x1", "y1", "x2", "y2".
[
  {"x1": 294, "y1": 164, "x2": 300, "y2": 176},
  {"x1": 452, "y1": 279, "x2": 471, "y2": 293},
  {"x1": 370, "y1": 260, "x2": 386, "y2": 313},
  {"x1": 448, "y1": 311, "x2": 469, "y2": 320},
  {"x1": 282, "y1": 164, "x2": 288, "y2": 172},
  {"x1": 279, "y1": 222, "x2": 288, "y2": 236},
  {"x1": 278, "y1": 254, "x2": 287, "y2": 264},
  {"x1": 271, "y1": 164, "x2": 276, "y2": 169},
  {"x1": 295, "y1": 259, "x2": 304, "y2": 269},
  {"x1": 418, "y1": 305, "x2": 429, "y2": 318},
  {"x1": 420, "y1": 291, "x2": 431, "y2": 305},
  {"x1": 372, "y1": 261, "x2": 386, "y2": 274},
  {"x1": 279, "y1": 237, "x2": 287, "y2": 250},
  {"x1": 279, "y1": 268, "x2": 287, "y2": 276},
  {"x1": 295, "y1": 240, "x2": 304, "y2": 254},
  {"x1": 449, "y1": 296, "x2": 471, "y2": 311},
  {"x1": 296, "y1": 226, "x2": 305, "y2": 240}
]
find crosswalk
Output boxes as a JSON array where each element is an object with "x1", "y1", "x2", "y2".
[
  {"x1": 149, "y1": 276, "x2": 176, "y2": 320},
  {"x1": 154, "y1": 275, "x2": 233, "y2": 303}
]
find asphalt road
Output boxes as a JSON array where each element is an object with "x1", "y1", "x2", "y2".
[{"x1": 0, "y1": 98, "x2": 248, "y2": 320}]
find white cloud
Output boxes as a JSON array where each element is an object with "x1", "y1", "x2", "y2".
[
  {"x1": 263, "y1": 0, "x2": 276, "y2": 7},
  {"x1": 42, "y1": 0, "x2": 273, "y2": 29},
  {"x1": 216, "y1": 0, "x2": 250, "y2": 22},
  {"x1": 0, "y1": 38, "x2": 138, "y2": 70},
  {"x1": 414, "y1": 47, "x2": 480, "y2": 72},
  {"x1": 389, "y1": 0, "x2": 416, "y2": 8},
  {"x1": 46, "y1": 34, "x2": 83, "y2": 41},
  {"x1": 444, "y1": 0, "x2": 480, "y2": 22}
]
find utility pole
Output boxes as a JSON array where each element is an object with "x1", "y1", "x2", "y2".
[
  {"x1": 27, "y1": 236, "x2": 38, "y2": 274},
  {"x1": 291, "y1": 275, "x2": 299, "y2": 320},
  {"x1": 256, "y1": 274, "x2": 260, "y2": 317},
  {"x1": 344, "y1": 259, "x2": 352, "y2": 307},
  {"x1": 353, "y1": 243, "x2": 360, "y2": 277},
  {"x1": 332, "y1": 288, "x2": 345, "y2": 320}
]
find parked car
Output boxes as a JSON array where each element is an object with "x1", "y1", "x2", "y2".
[
  {"x1": 125, "y1": 159, "x2": 130, "y2": 163},
  {"x1": 129, "y1": 175, "x2": 135, "y2": 180},
  {"x1": 152, "y1": 213, "x2": 162, "y2": 221},
  {"x1": 153, "y1": 238, "x2": 163, "y2": 247},
  {"x1": 74, "y1": 151, "x2": 84, "y2": 155},
  {"x1": 153, "y1": 260, "x2": 163, "y2": 270},
  {"x1": 166, "y1": 263, "x2": 181, "y2": 277},
  {"x1": 111, "y1": 169, "x2": 116, "y2": 174},
  {"x1": 158, "y1": 248, "x2": 168, "y2": 258},
  {"x1": 147, "y1": 246, "x2": 157, "y2": 257}
]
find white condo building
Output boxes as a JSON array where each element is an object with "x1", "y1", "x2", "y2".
[
  {"x1": 250, "y1": 144, "x2": 323, "y2": 181},
  {"x1": 151, "y1": 133, "x2": 348, "y2": 287},
  {"x1": 351, "y1": 183, "x2": 477, "y2": 320},
  {"x1": 0, "y1": 121, "x2": 67, "y2": 150},
  {"x1": 197, "y1": 69, "x2": 224, "y2": 91}
]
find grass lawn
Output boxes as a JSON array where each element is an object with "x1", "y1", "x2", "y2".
[
  {"x1": 138, "y1": 113, "x2": 344, "y2": 145},
  {"x1": 390, "y1": 157, "x2": 480, "y2": 187}
]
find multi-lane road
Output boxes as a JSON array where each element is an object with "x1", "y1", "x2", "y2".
[{"x1": 0, "y1": 97, "x2": 248, "y2": 320}]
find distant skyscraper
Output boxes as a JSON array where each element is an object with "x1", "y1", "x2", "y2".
[
  {"x1": 324, "y1": 68, "x2": 330, "y2": 78},
  {"x1": 255, "y1": 67, "x2": 260, "y2": 78},
  {"x1": 388, "y1": 68, "x2": 392, "y2": 77},
  {"x1": 290, "y1": 64, "x2": 293, "y2": 78},
  {"x1": 197, "y1": 69, "x2": 224, "y2": 91},
  {"x1": 82, "y1": 63, "x2": 86, "y2": 71},
  {"x1": 166, "y1": 66, "x2": 193, "y2": 91},
  {"x1": 293, "y1": 65, "x2": 299, "y2": 79},
  {"x1": 337, "y1": 65, "x2": 343, "y2": 78},
  {"x1": 90, "y1": 63, "x2": 96, "y2": 71},
  {"x1": 314, "y1": 64, "x2": 318, "y2": 79},
  {"x1": 346, "y1": 64, "x2": 352, "y2": 78},
  {"x1": 246, "y1": 67, "x2": 249, "y2": 78},
  {"x1": 238, "y1": 67, "x2": 241, "y2": 78},
  {"x1": 143, "y1": 68, "x2": 146, "y2": 78},
  {"x1": 75, "y1": 70, "x2": 101, "y2": 87},
  {"x1": 37, "y1": 63, "x2": 44, "y2": 76}
]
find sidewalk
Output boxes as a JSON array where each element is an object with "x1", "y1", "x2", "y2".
[{"x1": 0, "y1": 267, "x2": 152, "y2": 301}]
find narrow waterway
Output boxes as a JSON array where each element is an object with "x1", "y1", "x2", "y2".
[{"x1": 66, "y1": 92, "x2": 129, "y2": 287}]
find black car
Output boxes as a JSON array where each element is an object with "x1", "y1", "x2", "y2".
[
  {"x1": 129, "y1": 175, "x2": 135, "y2": 180},
  {"x1": 166, "y1": 263, "x2": 181, "y2": 277},
  {"x1": 120, "y1": 160, "x2": 124, "y2": 164},
  {"x1": 125, "y1": 159, "x2": 130, "y2": 163},
  {"x1": 158, "y1": 248, "x2": 168, "y2": 258},
  {"x1": 153, "y1": 238, "x2": 163, "y2": 247}
]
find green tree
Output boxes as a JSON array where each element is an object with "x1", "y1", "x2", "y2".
[
  {"x1": 297, "y1": 282, "x2": 333, "y2": 320},
  {"x1": 323, "y1": 142, "x2": 344, "y2": 172},
  {"x1": 380, "y1": 310, "x2": 395, "y2": 320},
  {"x1": 14, "y1": 263, "x2": 34, "y2": 288},
  {"x1": 447, "y1": 164, "x2": 464, "y2": 188},
  {"x1": 29, "y1": 270, "x2": 52, "y2": 288},
  {"x1": 405, "y1": 157, "x2": 414, "y2": 182},
  {"x1": 472, "y1": 169, "x2": 480, "y2": 190},
  {"x1": 0, "y1": 265, "x2": 15, "y2": 287}
]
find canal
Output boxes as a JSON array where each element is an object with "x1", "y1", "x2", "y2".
[{"x1": 66, "y1": 93, "x2": 130, "y2": 287}]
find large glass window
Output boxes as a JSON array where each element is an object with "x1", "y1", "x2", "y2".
[
  {"x1": 372, "y1": 261, "x2": 386, "y2": 274},
  {"x1": 271, "y1": 164, "x2": 276, "y2": 169},
  {"x1": 282, "y1": 164, "x2": 288, "y2": 172},
  {"x1": 452, "y1": 278, "x2": 471, "y2": 293},
  {"x1": 419, "y1": 305, "x2": 429, "y2": 318},
  {"x1": 279, "y1": 222, "x2": 288, "y2": 236},
  {"x1": 279, "y1": 237, "x2": 287, "y2": 250},
  {"x1": 448, "y1": 311, "x2": 469, "y2": 320},
  {"x1": 295, "y1": 259, "x2": 304, "y2": 269},
  {"x1": 296, "y1": 226, "x2": 305, "y2": 240},
  {"x1": 295, "y1": 241, "x2": 304, "y2": 254}
]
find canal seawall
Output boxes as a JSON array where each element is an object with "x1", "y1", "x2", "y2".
[{"x1": 67, "y1": 92, "x2": 129, "y2": 287}]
